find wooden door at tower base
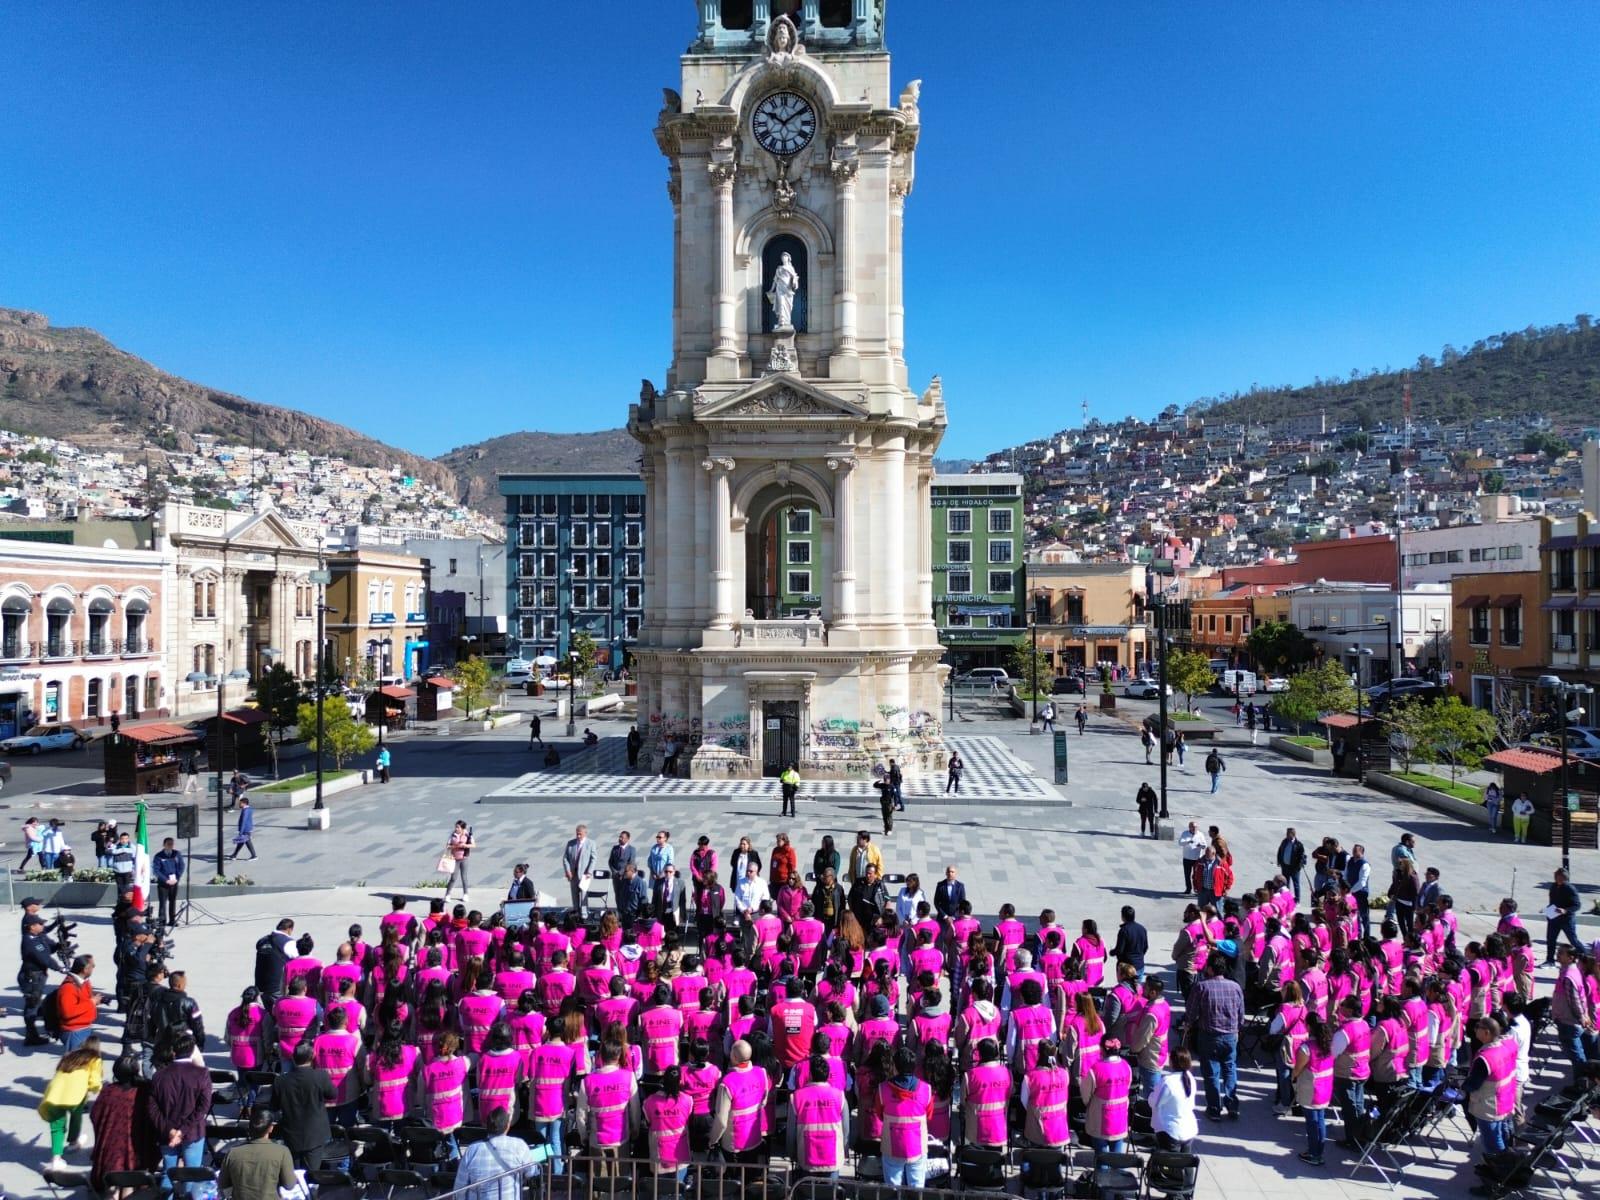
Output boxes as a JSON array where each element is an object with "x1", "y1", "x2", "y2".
[{"x1": 762, "y1": 701, "x2": 799, "y2": 777}]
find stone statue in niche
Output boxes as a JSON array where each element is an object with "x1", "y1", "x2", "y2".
[
  {"x1": 766, "y1": 252, "x2": 801, "y2": 330},
  {"x1": 767, "y1": 15, "x2": 799, "y2": 59}
]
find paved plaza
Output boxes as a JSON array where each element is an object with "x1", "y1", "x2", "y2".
[{"x1": 0, "y1": 700, "x2": 1594, "y2": 1199}]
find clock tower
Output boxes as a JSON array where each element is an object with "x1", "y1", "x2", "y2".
[{"x1": 630, "y1": 0, "x2": 949, "y2": 779}]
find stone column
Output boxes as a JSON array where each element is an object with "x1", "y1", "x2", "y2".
[
  {"x1": 832, "y1": 159, "x2": 859, "y2": 356},
  {"x1": 665, "y1": 445, "x2": 695, "y2": 630},
  {"x1": 709, "y1": 162, "x2": 739, "y2": 361},
  {"x1": 916, "y1": 462, "x2": 934, "y2": 623},
  {"x1": 889, "y1": 179, "x2": 910, "y2": 363},
  {"x1": 666, "y1": 176, "x2": 683, "y2": 388},
  {"x1": 879, "y1": 438, "x2": 905, "y2": 627},
  {"x1": 641, "y1": 461, "x2": 658, "y2": 634},
  {"x1": 827, "y1": 455, "x2": 858, "y2": 629},
  {"x1": 702, "y1": 457, "x2": 736, "y2": 629}
]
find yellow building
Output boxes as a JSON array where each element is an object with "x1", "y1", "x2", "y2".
[
  {"x1": 325, "y1": 547, "x2": 430, "y2": 683},
  {"x1": 1027, "y1": 562, "x2": 1151, "y2": 673}
]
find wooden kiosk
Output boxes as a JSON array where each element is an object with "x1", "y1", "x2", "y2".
[{"x1": 103, "y1": 723, "x2": 201, "y2": 796}]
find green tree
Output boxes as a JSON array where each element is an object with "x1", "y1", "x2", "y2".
[
  {"x1": 1246, "y1": 620, "x2": 1315, "y2": 672},
  {"x1": 1482, "y1": 470, "x2": 1505, "y2": 494},
  {"x1": 254, "y1": 662, "x2": 302, "y2": 743},
  {"x1": 454, "y1": 655, "x2": 492, "y2": 718},
  {"x1": 1006, "y1": 642, "x2": 1053, "y2": 697},
  {"x1": 296, "y1": 699, "x2": 375, "y2": 770},
  {"x1": 571, "y1": 631, "x2": 600, "y2": 688},
  {"x1": 1271, "y1": 660, "x2": 1357, "y2": 744},
  {"x1": 1386, "y1": 696, "x2": 1430, "y2": 772},
  {"x1": 1165, "y1": 649, "x2": 1216, "y2": 713},
  {"x1": 1412, "y1": 695, "x2": 1498, "y2": 783}
]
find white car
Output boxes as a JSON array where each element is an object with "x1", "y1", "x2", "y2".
[
  {"x1": 0, "y1": 725, "x2": 88, "y2": 754},
  {"x1": 1264, "y1": 676, "x2": 1290, "y2": 693},
  {"x1": 1530, "y1": 728, "x2": 1600, "y2": 762},
  {"x1": 1124, "y1": 680, "x2": 1172, "y2": 699}
]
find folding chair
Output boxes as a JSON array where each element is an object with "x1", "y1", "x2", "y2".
[
  {"x1": 37, "y1": 1163, "x2": 93, "y2": 1200},
  {"x1": 1018, "y1": 1147, "x2": 1071, "y2": 1199},
  {"x1": 1346, "y1": 1085, "x2": 1424, "y2": 1190},
  {"x1": 586, "y1": 868, "x2": 613, "y2": 916},
  {"x1": 1142, "y1": 1150, "x2": 1200, "y2": 1200},
  {"x1": 1093, "y1": 1151, "x2": 1144, "y2": 1200},
  {"x1": 167, "y1": 1167, "x2": 218, "y2": 1196},
  {"x1": 376, "y1": 1166, "x2": 431, "y2": 1200},
  {"x1": 306, "y1": 1167, "x2": 364, "y2": 1200},
  {"x1": 955, "y1": 1145, "x2": 1010, "y2": 1191}
]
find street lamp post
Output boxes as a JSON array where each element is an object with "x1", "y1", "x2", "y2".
[
  {"x1": 1030, "y1": 591, "x2": 1043, "y2": 725},
  {"x1": 1539, "y1": 674, "x2": 1593, "y2": 875},
  {"x1": 187, "y1": 643, "x2": 249, "y2": 878},
  {"x1": 1351, "y1": 644, "x2": 1374, "y2": 783},
  {"x1": 310, "y1": 566, "x2": 333, "y2": 812},
  {"x1": 1429, "y1": 615, "x2": 1444, "y2": 683}
]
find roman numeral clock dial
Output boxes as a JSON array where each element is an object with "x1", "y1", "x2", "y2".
[{"x1": 751, "y1": 91, "x2": 817, "y2": 158}]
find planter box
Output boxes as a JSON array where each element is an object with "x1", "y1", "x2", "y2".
[
  {"x1": 1098, "y1": 694, "x2": 1117, "y2": 710},
  {"x1": 1367, "y1": 771, "x2": 1488, "y2": 826},
  {"x1": 1268, "y1": 736, "x2": 1332, "y2": 766},
  {"x1": 251, "y1": 770, "x2": 368, "y2": 810},
  {"x1": 481, "y1": 713, "x2": 523, "y2": 730},
  {"x1": 30, "y1": 880, "x2": 325, "y2": 909},
  {"x1": 1169, "y1": 720, "x2": 1218, "y2": 741}
]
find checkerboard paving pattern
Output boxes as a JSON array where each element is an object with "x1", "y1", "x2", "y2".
[{"x1": 480, "y1": 734, "x2": 1061, "y2": 805}]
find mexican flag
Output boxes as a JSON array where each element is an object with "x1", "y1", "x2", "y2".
[{"x1": 132, "y1": 799, "x2": 151, "y2": 911}]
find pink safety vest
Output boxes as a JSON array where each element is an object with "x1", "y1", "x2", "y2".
[
  {"x1": 1469, "y1": 1038, "x2": 1518, "y2": 1122},
  {"x1": 910, "y1": 946, "x2": 944, "y2": 979},
  {"x1": 794, "y1": 918, "x2": 826, "y2": 972},
  {"x1": 459, "y1": 992, "x2": 504, "y2": 1055},
  {"x1": 683, "y1": 1062, "x2": 722, "y2": 1115},
  {"x1": 284, "y1": 957, "x2": 322, "y2": 995},
  {"x1": 273, "y1": 995, "x2": 319, "y2": 1061},
  {"x1": 476, "y1": 1049, "x2": 523, "y2": 1121},
  {"x1": 1074, "y1": 937, "x2": 1107, "y2": 988},
  {"x1": 639, "y1": 1005, "x2": 684, "y2": 1074},
  {"x1": 879, "y1": 1079, "x2": 933, "y2": 1160},
  {"x1": 529, "y1": 1041, "x2": 579, "y2": 1121},
  {"x1": 671, "y1": 974, "x2": 707, "y2": 1011},
  {"x1": 719, "y1": 1065, "x2": 770, "y2": 1151},
  {"x1": 1026, "y1": 1066, "x2": 1072, "y2": 1146},
  {"x1": 494, "y1": 968, "x2": 536, "y2": 1006},
  {"x1": 912, "y1": 1010, "x2": 951, "y2": 1050},
  {"x1": 596, "y1": 996, "x2": 637, "y2": 1034},
  {"x1": 313, "y1": 1030, "x2": 361, "y2": 1106},
  {"x1": 1063, "y1": 1014, "x2": 1102, "y2": 1077},
  {"x1": 369, "y1": 1044, "x2": 420, "y2": 1121},
  {"x1": 1135, "y1": 1001, "x2": 1171, "y2": 1071},
  {"x1": 1276, "y1": 1002, "x2": 1307, "y2": 1067},
  {"x1": 645, "y1": 1092, "x2": 693, "y2": 1170},
  {"x1": 965, "y1": 1062, "x2": 1011, "y2": 1146},
  {"x1": 858, "y1": 1017, "x2": 900, "y2": 1061},
  {"x1": 771, "y1": 999, "x2": 816, "y2": 1068},
  {"x1": 320, "y1": 962, "x2": 361, "y2": 1005},
  {"x1": 456, "y1": 927, "x2": 492, "y2": 963},
  {"x1": 423, "y1": 1056, "x2": 469, "y2": 1132},
  {"x1": 1086, "y1": 1057, "x2": 1132, "y2": 1140},
  {"x1": 584, "y1": 1066, "x2": 635, "y2": 1149},
  {"x1": 1402, "y1": 998, "x2": 1431, "y2": 1066},
  {"x1": 1013, "y1": 1004, "x2": 1057, "y2": 1073},
  {"x1": 818, "y1": 1022, "x2": 851, "y2": 1061},
  {"x1": 792, "y1": 1082, "x2": 847, "y2": 1170},
  {"x1": 1109, "y1": 985, "x2": 1144, "y2": 1041},
  {"x1": 1297, "y1": 1045, "x2": 1335, "y2": 1109},
  {"x1": 227, "y1": 1005, "x2": 266, "y2": 1070},
  {"x1": 537, "y1": 971, "x2": 576, "y2": 1015},
  {"x1": 1373, "y1": 1017, "x2": 1410, "y2": 1081},
  {"x1": 1335, "y1": 1017, "x2": 1371, "y2": 1081}
]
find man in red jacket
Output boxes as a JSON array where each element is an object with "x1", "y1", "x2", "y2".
[{"x1": 57, "y1": 955, "x2": 100, "y2": 1052}]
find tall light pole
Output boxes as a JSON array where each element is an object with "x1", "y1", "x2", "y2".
[
  {"x1": 1539, "y1": 674, "x2": 1593, "y2": 875},
  {"x1": 1429, "y1": 615, "x2": 1444, "y2": 683},
  {"x1": 1351, "y1": 644, "x2": 1374, "y2": 783},
  {"x1": 1030, "y1": 590, "x2": 1043, "y2": 725},
  {"x1": 310, "y1": 565, "x2": 332, "y2": 812},
  {"x1": 1146, "y1": 566, "x2": 1173, "y2": 819}
]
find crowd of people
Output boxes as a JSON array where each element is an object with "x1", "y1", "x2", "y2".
[{"x1": 17, "y1": 813, "x2": 1600, "y2": 1199}]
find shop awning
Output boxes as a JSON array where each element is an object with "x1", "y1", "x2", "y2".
[
  {"x1": 1542, "y1": 597, "x2": 1577, "y2": 611},
  {"x1": 1455, "y1": 595, "x2": 1490, "y2": 608},
  {"x1": 1319, "y1": 712, "x2": 1365, "y2": 729},
  {"x1": 423, "y1": 675, "x2": 456, "y2": 688},
  {"x1": 1578, "y1": 596, "x2": 1600, "y2": 611},
  {"x1": 120, "y1": 723, "x2": 199, "y2": 745},
  {"x1": 1490, "y1": 595, "x2": 1523, "y2": 608},
  {"x1": 221, "y1": 708, "x2": 269, "y2": 727},
  {"x1": 377, "y1": 685, "x2": 415, "y2": 699}
]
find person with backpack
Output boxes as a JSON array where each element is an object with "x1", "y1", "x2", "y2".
[
  {"x1": 1204, "y1": 749, "x2": 1226, "y2": 794},
  {"x1": 55, "y1": 954, "x2": 101, "y2": 1051}
]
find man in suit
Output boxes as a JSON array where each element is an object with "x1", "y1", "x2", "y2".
[
  {"x1": 620, "y1": 864, "x2": 650, "y2": 926},
  {"x1": 933, "y1": 865, "x2": 966, "y2": 920},
  {"x1": 608, "y1": 831, "x2": 636, "y2": 909},
  {"x1": 273, "y1": 1042, "x2": 335, "y2": 1169},
  {"x1": 1275, "y1": 827, "x2": 1307, "y2": 902},
  {"x1": 654, "y1": 864, "x2": 687, "y2": 936},
  {"x1": 562, "y1": 824, "x2": 594, "y2": 912}
]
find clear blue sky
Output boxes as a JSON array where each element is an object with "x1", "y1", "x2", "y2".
[{"x1": 5, "y1": 3, "x2": 1597, "y2": 461}]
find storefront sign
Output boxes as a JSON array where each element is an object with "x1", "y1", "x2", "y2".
[
  {"x1": 0, "y1": 671, "x2": 41, "y2": 682},
  {"x1": 370, "y1": 613, "x2": 396, "y2": 625}
]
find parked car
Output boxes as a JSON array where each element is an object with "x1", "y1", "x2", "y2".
[
  {"x1": 1125, "y1": 680, "x2": 1172, "y2": 700},
  {"x1": 1215, "y1": 669, "x2": 1259, "y2": 697},
  {"x1": 1528, "y1": 727, "x2": 1600, "y2": 762},
  {"x1": 1264, "y1": 676, "x2": 1290, "y2": 693},
  {"x1": 960, "y1": 668, "x2": 1013, "y2": 689},
  {"x1": 1050, "y1": 676, "x2": 1085, "y2": 696},
  {"x1": 0, "y1": 725, "x2": 88, "y2": 754},
  {"x1": 1366, "y1": 679, "x2": 1441, "y2": 708}
]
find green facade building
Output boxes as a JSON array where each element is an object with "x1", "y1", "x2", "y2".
[{"x1": 932, "y1": 473, "x2": 1026, "y2": 671}]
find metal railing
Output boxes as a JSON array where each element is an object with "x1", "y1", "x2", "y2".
[{"x1": 543, "y1": 1157, "x2": 789, "y2": 1200}]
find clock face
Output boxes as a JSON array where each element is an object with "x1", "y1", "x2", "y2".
[{"x1": 751, "y1": 91, "x2": 817, "y2": 157}]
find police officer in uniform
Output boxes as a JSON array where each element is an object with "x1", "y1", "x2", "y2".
[{"x1": 19, "y1": 913, "x2": 61, "y2": 1045}]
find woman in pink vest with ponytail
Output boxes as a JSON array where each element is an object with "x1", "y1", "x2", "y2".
[
  {"x1": 645, "y1": 1065, "x2": 694, "y2": 1183},
  {"x1": 1081, "y1": 1038, "x2": 1133, "y2": 1156},
  {"x1": 1022, "y1": 1040, "x2": 1072, "y2": 1150},
  {"x1": 1293, "y1": 1014, "x2": 1337, "y2": 1165},
  {"x1": 422, "y1": 1031, "x2": 470, "y2": 1146},
  {"x1": 364, "y1": 1027, "x2": 419, "y2": 1127},
  {"x1": 225, "y1": 987, "x2": 268, "y2": 1074}
]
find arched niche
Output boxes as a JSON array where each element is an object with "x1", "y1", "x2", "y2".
[{"x1": 762, "y1": 234, "x2": 809, "y2": 332}]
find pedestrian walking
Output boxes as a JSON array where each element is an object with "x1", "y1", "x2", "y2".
[
  {"x1": 528, "y1": 712, "x2": 543, "y2": 748},
  {"x1": 443, "y1": 820, "x2": 474, "y2": 902},
  {"x1": 229, "y1": 769, "x2": 249, "y2": 811},
  {"x1": 1175, "y1": 730, "x2": 1187, "y2": 767},
  {"x1": 1136, "y1": 782, "x2": 1158, "y2": 837},
  {"x1": 1141, "y1": 725, "x2": 1154, "y2": 764},
  {"x1": 626, "y1": 725, "x2": 642, "y2": 768},
  {"x1": 1276, "y1": 827, "x2": 1306, "y2": 902},
  {"x1": 888, "y1": 758, "x2": 904, "y2": 812},
  {"x1": 1179, "y1": 822, "x2": 1205, "y2": 894},
  {"x1": 1075, "y1": 706, "x2": 1088, "y2": 735},
  {"x1": 1544, "y1": 868, "x2": 1584, "y2": 963},
  {"x1": 19, "y1": 816, "x2": 42, "y2": 872},
  {"x1": 229, "y1": 796, "x2": 258, "y2": 860},
  {"x1": 946, "y1": 751, "x2": 964, "y2": 794},
  {"x1": 1246, "y1": 706, "x2": 1258, "y2": 745},
  {"x1": 876, "y1": 777, "x2": 895, "y2": 835},
  {"x1": 181, "y1": 752, "x2": 200, "y2": 796},
  {"x1": 779, "y1": 761, "x2": 800, "y2": 817},
  {"x1": 375, "y1": 745, "x2": 391, "y2": 784},
  {"x1": 1040, "y1": 701, "x2": 1056, "y2": 734},
  {"x1": 1204, "y1": 749, "x2": 1225, "y2": 794},
  {"x1": 1483, "y1": 781, "x2": 1502, "y2": 836}
]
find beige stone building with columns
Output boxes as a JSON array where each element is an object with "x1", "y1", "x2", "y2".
[{"x1": 629, "y1": 3, "x2": 947, "y2": 779}]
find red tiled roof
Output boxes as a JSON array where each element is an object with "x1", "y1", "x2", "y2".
[
  {"x1": 423, "y1": 675, "x2": 455, "y2": 688},
  {"x1": 1483, "y1": 748, "x2": 1565, "y2": 776},
  {"x1": 1320, "y1": 712, "x2": 1364, "y2": 729},
  {"x1": 222, "y1": 707, "x2": 269, "y2": 726},
  {"x1": 377, "y1": 685, "x2": 414, "y2": 700},
  {"x1": 120, "y1": 723, "x2": 199, "y2": 745}
]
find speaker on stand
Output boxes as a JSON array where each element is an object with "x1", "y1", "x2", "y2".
[{"x1": 171, "y1": 804, "x2": 222, "y2": 927}]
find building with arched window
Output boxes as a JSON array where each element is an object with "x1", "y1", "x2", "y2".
[{"x1": 323, "y1": 545, "x2": 431, "y2": 685}]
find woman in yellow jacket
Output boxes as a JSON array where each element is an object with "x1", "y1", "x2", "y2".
[{"x1": 39, "y1": 1036, "x2": 102, "y2": 1171}]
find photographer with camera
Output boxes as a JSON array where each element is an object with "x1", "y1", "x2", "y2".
[
  {"x1": 114, "y1": 913, "x2": 158, "y2": 1013},
  {"x1": 18, "y1": 912, "x2": 64, "y2": 1045}
]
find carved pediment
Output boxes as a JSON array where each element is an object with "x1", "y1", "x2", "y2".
[
  {"x1": 224, "y1": 508, "x2": 317, "y2": 552},
  {"x1": 695, "y1": 377, "x2": 868, "y2": 422}
]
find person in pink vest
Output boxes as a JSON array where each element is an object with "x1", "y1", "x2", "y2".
[
  {"x1": 708, "y1": 1039, "x2": 770, "y2": 1162},
  {"x1": 1331, "y1": 995, "x2": 1371, "y2": 1147},
  {"x1": 1081, "y1": 1038, "x2": 1133, "y2": 1156},
  {"x1": 910, "y1": 985, "x2": 952, "y2": 1056},
  {"x1": 681, "y1": 1039, "x2": 723, "y2": 1150},
  {"x1": 877, "y1": 1045, "x2": 934, "y2": 1187},
  {"x1": 320, "y1": 944, "x2": 362, "y2": 1007},
  {"x1": 792, "y1": 906, "x2": 827, "y2": 975},
  {"x1": 1369, "y1": 995, "x2": 1412, "y2": 1104},
  {"x1": 962, "y1": 1038, "x2": 1012, "y2": 1149},
  {"x1": 856, "y1": 994, "x2": 900, "y2": 1066},
  {"x1": 790, "y1": 1055, "x2": 849, "y2": 1178},
  {"x1": 956, "y1": 978, "x2": 1003, "y2": 1070},
  {"x1": 458, "y1": 977, "x2": 505, "y2": 1058},
  {"x1": 225, "y1": 987, "x2": 269, "y2": 1074},
  {"x1": 993, "y1": 905, "x2": 1026, "y2": 977},
  {"x1": 528, "y1": 1018, "x2": 583, "y2": 1173},
  {"x1": 1466, "y1": 1016, "x2": 1521, "y2": 1159},
  {"x1": 1007, "y1": 980, "x2": 1057, "y2": 1075},
  {"x1": 283, "y1": 933, "x2": 323, "y2": 998},
  {"x1": 492, "y1": 948, "x2": 536, "y2": 1007},
  {"x1": 365, "y1": 1027, "x2": 419, "y2": 1126},
  {"x1": 1127, "y1": 977, "x2": 1172, "y2": 1100},
  {"x1": 770, "y1": 984, "x2": 818, "y2": 1070},
  {"x1": 1059, "y1": 990, "x2": 1105, "y2": 1085},
  {"x1": 639, "y1": 985, "x2": 686, "y2": 1075},
  {"x1": 579, "y1": 1037, "x2": 640, "y2": 1174},
  {"x1": 536, "y1": 951, "x2": 576, "y2": 1016},
  {"x1": 475, "y1": 1023, "x2": 525, "y2": 1124},
  {"x1": 272, "y1": 977, "x2": 321, "y2": 1067},
  {"x1": 1073, "y1": 921, "x2": 1108, "y2": 989},
  {"x1": 596, "y1": 976, "x2": 639, "y2": 1035},
  {"x1": 1002, "y1": 949, "x2": 1048, "y2": 1014},
  {"x1": 1103, "y1": 963, "x2": 1145, "y2": 1044},
  {"x1": 1269, "y1": 980, "x2": 1309, "y2": 1114},
  {"x1": 908, "y1": 930, "x2": 944, "y2": 983},
  {"x1": 1293, "y1": 1015, "x2": 1337, "y2": 1165},
  {"x1": 644, "y1": 1065, "x2": 694, "y2": 1182},
  {"x1": 312, "y1": 1007, "x2": 363, "y2": 1127},
  {"x1": 379, "y1": 896, "x2": 416, "y2": 942},
  {"x1": 327, "y1": 977, "x2": 366, "y2": 1040},
  {"x1": 422, "y1": 1031, "x2": 470, "y2": 1141},
  {"x1": 1022, "y1": 1040, "x2": 1072, "y2": 1149},
  {"x1": 670, "y1": 956, "x2": 710, "y2": 1011}
]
